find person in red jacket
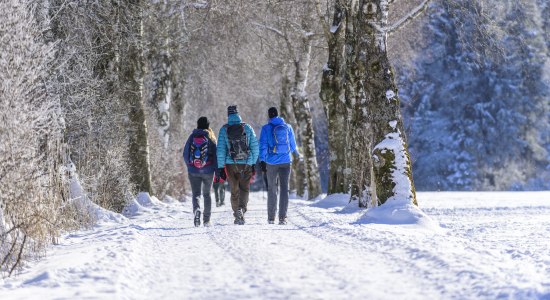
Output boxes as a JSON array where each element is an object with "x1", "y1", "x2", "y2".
[{"x1": 213, "y1": 171, "x2": 226, "y2": 207}]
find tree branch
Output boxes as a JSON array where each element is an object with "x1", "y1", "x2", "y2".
[
  {"x1": 251, "y1": 22, "x2": 285, "y2": 38},
  {"x1": 314, "y1": 0, "x2": 331, "y2": 41},
  {"x1": 9, "y1": 234, "x2": 27, "y2": 277},
  {"x1": 386, "y1": 0, "x2": 431, "y2": 35}
]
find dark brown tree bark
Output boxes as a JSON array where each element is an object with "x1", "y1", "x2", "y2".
[
  {"x1": 319, "y1": 0, "x2": 352, "y2": 194},
  {"x1": 118, "y1": 0, "x2": 153, "y2": 194},
  {"x1": 320, "y1": 0, "x2": 420, "y2": 206}
]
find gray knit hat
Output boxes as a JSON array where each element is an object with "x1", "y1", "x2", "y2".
[{"x1": 227, "y1": 105, "x2": 238, "y2": 115}]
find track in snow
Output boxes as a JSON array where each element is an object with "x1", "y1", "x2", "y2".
[{"x1": 1, "y1": 192, "x2": 550, "y2": 299}]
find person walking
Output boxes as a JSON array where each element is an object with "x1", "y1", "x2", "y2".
[
  {"x1": 183, "y1": 117, "x2": 217, "y2": 227},
  {"x1": 259, "y1": 107, "x2": 300, "y2": 225},
  {"x1": 213, "y1": 172, "x2": 226, "y2": 207},
  {"x1": 217, "y1": 105, "x2": 259, "y2": 225}
]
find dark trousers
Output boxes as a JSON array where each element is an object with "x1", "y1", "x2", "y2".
[
  {"x1": 188, "y1": 172, "x2": 213, "y2": 221},
  {"x1": 266, "y1": 163, "x2": 291, "y2": 220},
  {"x1": 213, "y1": 182, "x2": 226, "y2": 204},
  {"x1": 226, "y1": 164, "x2": 253, "y2": 217}
]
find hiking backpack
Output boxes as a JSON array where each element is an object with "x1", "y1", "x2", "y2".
[
  {"x1": 189, "y1": 134, "x2": 210, "y2": 168},
  {"x1": 225, "y1": 123, "x2": 249, "y2": 161},
  {"x1": 271, "y1": 124, "x2": 291, "y2": 154}
]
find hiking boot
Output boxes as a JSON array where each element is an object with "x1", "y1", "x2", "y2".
[
  {"x1": 278, "y1": 217, "x2": 287, "y2": 225},
  {"x1": 234, "y1": 218, "x2": 240, "y2": 224},
  {"x1": 194, "y1": 209, "x2": 201, "y2": 227},
  {"x1": 235, "y1": 208, "x2": 245, "y2": 225}
]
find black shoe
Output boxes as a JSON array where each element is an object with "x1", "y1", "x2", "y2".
[
  {"x1": 220, "y1": 202, "x2": 225, "y2": 206},
  {"x1": 268, "y1": 218, "x2": 275, "y2": 224},
  {"x1": 278, "y1": 217, "x2": 287, "y2": 225},
  {"x1": 194, "y1": 210, "x2": 201, "y2": 227},
  {"x1": 234, "y1": 218, "x2": 240, "y2": 224}
]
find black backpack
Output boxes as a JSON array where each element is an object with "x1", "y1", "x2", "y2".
[{"x1": 225, "y1": 123, "x2": 249, "y2": 161}]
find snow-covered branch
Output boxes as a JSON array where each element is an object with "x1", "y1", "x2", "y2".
[
  {"x1": 251, "y1": 22, "x2": 285, "y2": 37},
  {"x1": 186, "y1": 2, "x2": 208, "y2": 9},
  {"x1": 314, "y1": 0, "x2": 331, "y2": 40},
  {"x1": 386, "y1": 0, "x2": 431, "y2": 35}
]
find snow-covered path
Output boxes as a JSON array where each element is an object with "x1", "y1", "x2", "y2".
[{"x1": 1, "y1": 192, "x2": 550, "y2": 299}]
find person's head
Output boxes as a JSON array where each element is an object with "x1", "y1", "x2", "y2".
[
  {"x1": 227, "y1": 105, "x2": 238, "y2": 116},
  {"x1": 197, "y1": 116, "x2": 209, "y2": 129},
  {"x1": 268, "y1": 107, "x2": 278, "y2": 119}
]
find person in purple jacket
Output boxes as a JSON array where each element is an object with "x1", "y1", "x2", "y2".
[
  {"x1": 259, "y1": 107, "x2": 301, "y2": 225},
  {"x1": 183, "y1": 117, "x2": 217, "y2": 227}
]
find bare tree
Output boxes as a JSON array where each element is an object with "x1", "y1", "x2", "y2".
[
  {"x1": 254, "y1": 1, "x2": 323, "y2": 199},
  {"x1": 1, "y1": 0, "x2": 65, "y2": 275},
  {"x1": 117, "y1": 0, "x2": 153, "y2": 194}
]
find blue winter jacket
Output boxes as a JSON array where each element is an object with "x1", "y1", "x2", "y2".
[
  {"x1": 217, "y1": 114, "x2": 259, "y2": 168},
  {"x1": 183, "y1": 129, "x2": 217, "y2": 174},
  {"x1": 259, "y1": 117, "x2": 299, "y2": 165}
]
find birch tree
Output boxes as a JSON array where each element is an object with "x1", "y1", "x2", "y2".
[{"x1": 255, "y1": 1, "x2": 323, "y2": 199}]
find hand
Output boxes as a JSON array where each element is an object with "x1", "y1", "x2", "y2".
[
  {"x1": 217, "y1": 168, "x2": 227, "y2": 181},
  {"x1": 250, "y1": 164, "x2": 255, "y2": 174},
  {"x1": 260, "y1": 161, "x2": 267, "y2": 172}
]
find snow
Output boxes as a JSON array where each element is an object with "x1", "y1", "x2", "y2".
[
  {"x1": 1, "y1": 191, "x2": 550, "y2": 299},
  {"x1": 374, "y1": 131, "x2": 414, "y2": 204},
  {"x1": 63, "y1": 162, "x2": 127, "y2": 224},
  {"x1": 386, "y1": 89, "x2": 396, "y2": 101}
]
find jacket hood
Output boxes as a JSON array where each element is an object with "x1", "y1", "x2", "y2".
[
  {"x1": 192, "y1": 128, "x2": 209, "y2": 135},
  {"x1": 228, "y1": 113, "x2": 242, "y2": 125},
  {"x1": 269, "y1": 116, "x2": 285, "y2": 126}
]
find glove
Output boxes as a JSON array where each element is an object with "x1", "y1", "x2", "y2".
[
  {"x1": 217, "y1": 168, "x2": 227, "y2": 181},
  {"x1": 260, "y1": 161, "x2": 267, "y2": 172}
]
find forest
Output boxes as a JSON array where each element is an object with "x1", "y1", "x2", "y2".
[{"x1": 1, "y1": 0, "x2": 548, "y2": 276}]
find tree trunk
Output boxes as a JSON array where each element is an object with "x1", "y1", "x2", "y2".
[
  {"x1": 320, "y1": 0, "x2": 352, "y2": 194},
  {"x1": 150, "y1": 43, "x2": 172, "y2": 149},
  {"x1": 119, "y1": 0, "x2": 153, "y2": 194},
  {"x1": 278, "y1": 63, "x2": 300, "y2": 195},
  {"x1": 291, "y1": 34, "x2": 322, "y2": 200},
  {"x1": 348, "y1": 0, "x2": 417, "y2": 206}
]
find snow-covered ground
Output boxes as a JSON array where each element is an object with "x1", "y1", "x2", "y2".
[{"x1": 1, "y1": 191, "x2": 549, "y2": 299}]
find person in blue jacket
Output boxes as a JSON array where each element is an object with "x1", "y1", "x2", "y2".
[
  {"x1": 183, "y1": 117, "x2": 217, "y2": 227},
  {"x1": 259, "y1": 107, "x2": 300, "y2": 225},
  {"x1": 217, "y1": 105, "x2": 259, "y2": 225}
]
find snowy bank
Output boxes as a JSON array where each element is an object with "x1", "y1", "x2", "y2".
[
  {"x1": 357, "y1": 201, "x2": 440, "y2": 230},
  {"x1": 307, "y1": 192, "x2": 439, "y2": 231},
  {"x1": 64, "y1": 163, "x2": 126, "y2": 225}
]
